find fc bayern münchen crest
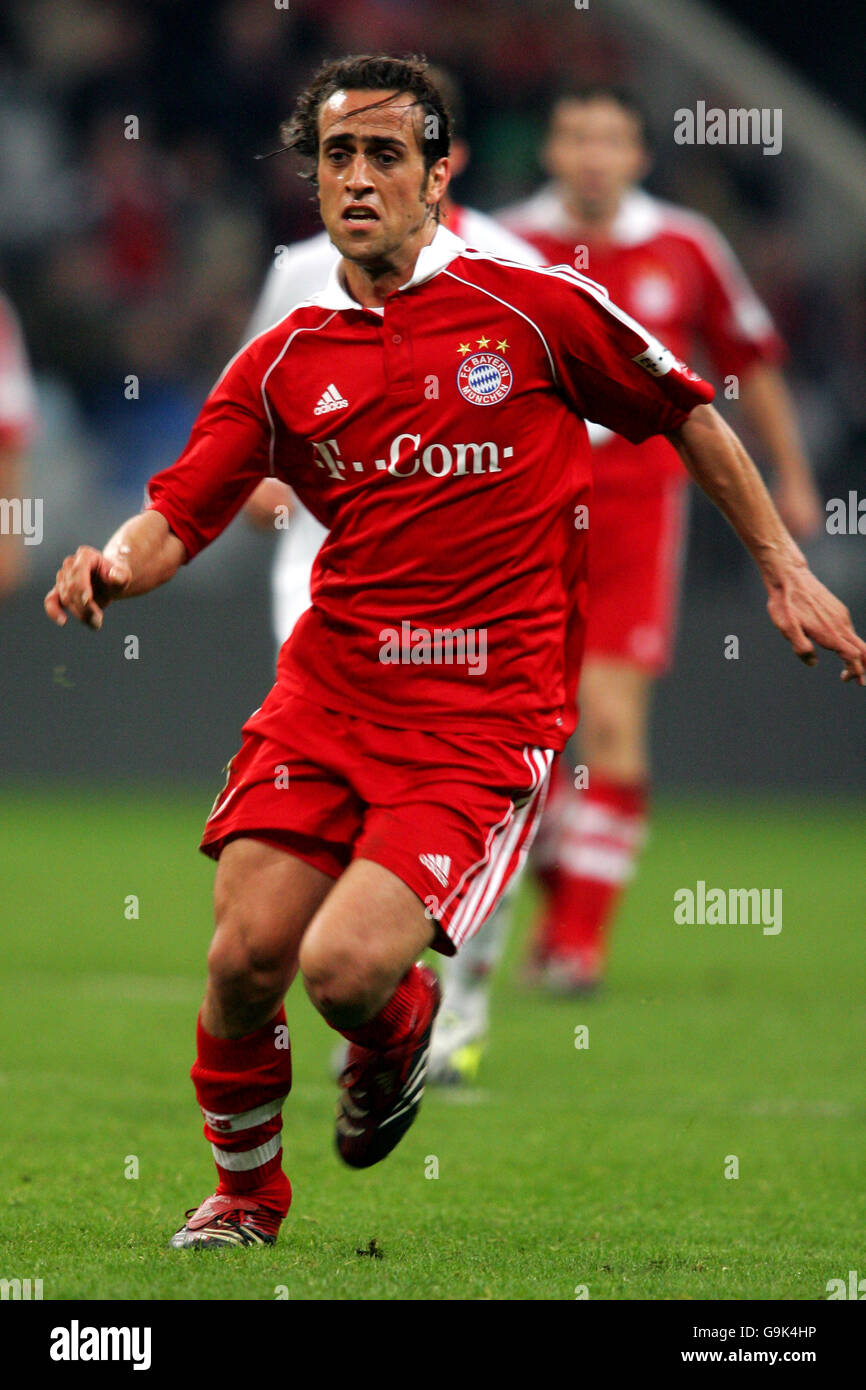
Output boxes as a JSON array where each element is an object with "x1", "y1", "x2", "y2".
[{"x1": 457, "y1": 352, "x2": 513, "y2": 406}]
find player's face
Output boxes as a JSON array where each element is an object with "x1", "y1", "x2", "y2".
[
  {"x1": 317, "y1": 89, "x2": 448, "y2": 269},
  {"x1": 544, "y1": 98, "x2": 647, "y2": 218}
]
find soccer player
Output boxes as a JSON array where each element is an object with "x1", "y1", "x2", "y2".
[
  {"x1": 487, "y1": 85, "x2": 822, "y2": 994},
  {"x1": 45, "y1": 55, "x2": 864, "y2": 1251},
  {"x1": 240, "y1": 68, "x2": 543, "y2": 1086}
]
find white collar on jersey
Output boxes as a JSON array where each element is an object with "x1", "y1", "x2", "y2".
[
  {"x1": 313, "y1": 224, "x2": 466, "y2": 310},
  {"x1": 504, "y1": 184, "x2": 664, "y2": 248}
]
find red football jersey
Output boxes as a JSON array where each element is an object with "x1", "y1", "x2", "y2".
[
  {"x1": 500, "y1": 187, "x2": 783, "y2": 483},
  {"x1": 146, "y1": 226, "x2": 712, "y2": 751}
]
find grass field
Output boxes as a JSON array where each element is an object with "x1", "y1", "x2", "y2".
[{"x1": 1, "y1": 788, "x2": 863, "y2": 1302}]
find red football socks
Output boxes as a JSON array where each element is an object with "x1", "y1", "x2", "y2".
[
  {"x1": 537, "y1": 774, "x2": 648, "y2": 967},
  {"x1": 191, "y1": 1006, "x2": 293, "y2": 1213},
  {"x1": 337, "y1": 963, "x2": 430, "y2": 1050}
]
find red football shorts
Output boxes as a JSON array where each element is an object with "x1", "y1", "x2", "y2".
[
  {"x1": 584, "y1": 475, "x2": 688, "y2": 673},
  {"x1": 200, "y1": 691, "x2": 554, "y2": 954}
]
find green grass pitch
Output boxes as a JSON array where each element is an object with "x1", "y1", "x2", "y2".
[{"x1": 1, "y1": 788, "x2": 863, "y2": 1301}]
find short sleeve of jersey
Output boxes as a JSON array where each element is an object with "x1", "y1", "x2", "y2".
[
  {"x1": 535, "y1": 266, "x2": 715, "y2": 443},
  {"x1": 145, "y1": 343, "x2": 273, "y2": 560},
  {"x1": 687, "y1": 220, "x2": 786, "y2": 379}
]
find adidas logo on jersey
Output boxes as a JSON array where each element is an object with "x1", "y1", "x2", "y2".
[
  {"x1": 313, "y1": 383, "x2": 349, "y2": 415},
  {"x1": 419, "y1": 854, "x2": 451, "y2": 887}
]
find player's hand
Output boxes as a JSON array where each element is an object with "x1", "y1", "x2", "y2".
[
  {"x1": 773, "y1": 473, "x2": 823, "y2": 541},
  {"x1": 765, "y1": 563, "x2": 866, "y2": 685},
  {"x1": 44, "y1": 546, "x2": 132, "y2": 630}
]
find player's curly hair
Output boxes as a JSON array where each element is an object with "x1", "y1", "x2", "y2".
[{"x1": 280, "y1": 53, "x2": 452, "y2": 185}]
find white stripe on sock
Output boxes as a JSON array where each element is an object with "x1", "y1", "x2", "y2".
[
  {"x1": 561, "y1": 798, "x2": 646, "y2": 846},
  {"x1": 558, "y1": 842, "x2": 637, "y2": 884},
  {"x1": 202, "y1": 1095, "x2": 286, "y2": 1134},
  {"x1": 212, "y1": 1133, "x2": 282, "y2": 1172}
]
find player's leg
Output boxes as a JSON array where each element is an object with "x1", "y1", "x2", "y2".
[
  {"x1": 300, "y1": 857, "x2": 435, "y2": 1025},
  {"x1": 527, "y1": 477, "x2": 685, "y2": 991},
  {"x1": 299, "y1": 858, "x2": 440, "y2": 1169},
  {"x1": 536, "y1": 657, "x2": 652, "y2": 990},
  {"x1": 202, "y1": 836, "x2": 334, "y2": 1035},
  {"x1": 302, "y1": 733, "x2": 553, "y2": 1162},
  {"x1": 427, "y1": 879, "x2": 518, "y2": 1085},
  {"x1": 171, "y1": 838, "x2": 334, "y2": 1248}
]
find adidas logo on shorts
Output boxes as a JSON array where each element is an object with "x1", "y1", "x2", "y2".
[
  {"x1": 313, "y1": 383, "x2": 349, "y2": 415},
  {"x1": 420, "y1": 854, "x2": 451, "y2": 886}
]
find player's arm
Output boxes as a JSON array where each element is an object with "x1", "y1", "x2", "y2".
[
  {"x1": 738, "y1": 362, "x2": 822, "y2": 538},
  {"x1": 241, "y1": 269, "x2": 295, "y2": 532},
  {"x1": 690, "y1": 223, "x2": 821, "y2": 539},
  {"x1": 44, "y1": 509, "x2": 186, "y2": 629},
  {"x1": 239, "y1": 240, "x2": 335, "y2": 533},
  {"x1": 537, "y1": 265, "x2": 862, "y2": 678},
  {"x1": 668, "y1": 403, "x2": 865, "y2": 683}
]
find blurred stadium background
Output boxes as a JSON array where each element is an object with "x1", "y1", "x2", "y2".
[{"x1": 1, "y1": 0, "x2": 864, "y2": 788}]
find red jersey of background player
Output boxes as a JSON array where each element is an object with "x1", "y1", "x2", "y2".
[
  {"x1": 500, "y1": 186, "x2": 783, "y2": 483},
  {"x1": 146, "y1": 225, "x2": 712, "y2": 752}
]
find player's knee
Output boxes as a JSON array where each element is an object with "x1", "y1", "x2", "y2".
[
  {"x1": 207, "y1": 914, "x2": 289, "y2": 1003},
  {"x1": 582, "y1": 699, "x2": 645, "y2": 777},
  {"x1": 299, "y1": 934, "x2": 391, "y2": 1027},
  {"x1": 583, "y1": 697, "x2": 626, "y2": 752}
]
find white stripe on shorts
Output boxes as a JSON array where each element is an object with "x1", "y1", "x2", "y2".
[
  {"x1": 458, "y1": 749, "x2": 553, "y2": 941},
  {"x1": 463, "y1": 750, "x2": 549, "y2": 936},
  {"x1": 207, "y1": 784, "x2": 241, "y2": 824},
  {"x1": 454, "y1": 795, "x2": 535, "y2": 947},
  {"x1": 449, "y1": 747, "x2": 554, "y2": 948}
]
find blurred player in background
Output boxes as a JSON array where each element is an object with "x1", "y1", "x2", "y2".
[
  {"x1": 242, "y1": 67, "x2": 543, "y2": 643},
  {"x1": 470, "y1": 86, "x2": 821, "y2": 1000},
  {"x1": 0, "y1": 288, "x2": 37, "y2": 600}
]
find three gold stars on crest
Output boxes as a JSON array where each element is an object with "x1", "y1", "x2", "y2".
[{"x1": 457, "y1": 336, "x2": 509, "y2": 355}]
